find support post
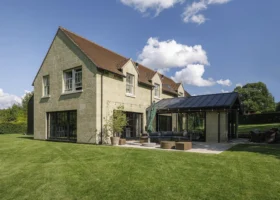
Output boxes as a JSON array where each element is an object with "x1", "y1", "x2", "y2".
[{"x1": 218, "y1": 112, "x2": 221, "y2": 143}]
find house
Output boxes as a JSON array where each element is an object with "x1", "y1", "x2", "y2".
[{"x1": 32, "y1": 27, "x2": 189, "y2": 144}]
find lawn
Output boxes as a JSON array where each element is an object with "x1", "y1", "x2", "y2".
[
  {"x1": 238, "y1": 123, "x2": 280, "y2": 134},
  {"x1": 1, "y1": 134, "x2": 280, "y2": 200}
]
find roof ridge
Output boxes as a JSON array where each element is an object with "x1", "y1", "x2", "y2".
[
  {"x1": 191, "y1": 92, "x2": 237, "y2": 98},
  {"x1": 60, "y1": 27, "x2": 158, "y2": 75},
  {"x1": 59, "y1": 26, "x2": 128, "y2": 61}
]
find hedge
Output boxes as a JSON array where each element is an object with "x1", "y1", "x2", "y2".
[
  {"x1": 0, "y1": 122, "x2": 27, "y2": 134},
  {"x1": 239, "y1": 113, "x2": 280, "y2": 125}
]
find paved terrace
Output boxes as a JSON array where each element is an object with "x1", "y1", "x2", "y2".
[{"x1": 117, "y1": 138, "x2": 249, "y2": 154}]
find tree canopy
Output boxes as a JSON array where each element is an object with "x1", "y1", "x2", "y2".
[
  {"x1": 276, "y1": 102, "x2": 280, "y2": 112},
  {"x1": 0, "y1": 91, "x2": 33, "y2": 123},
  {"x1": 234, "y1": 82, "x2": 275, "y2": 113}
]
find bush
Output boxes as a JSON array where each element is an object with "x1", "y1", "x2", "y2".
[
  {"x1": 0, "y1": 122, "x2": 27, "y2": 134},
  {"x1": 239, "y1": 113, "x2": 280, "y2": 125}
]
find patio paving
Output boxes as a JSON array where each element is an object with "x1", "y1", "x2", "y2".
[{"x1": 118, "y1": 138, "x2": 249, "y2": 154}]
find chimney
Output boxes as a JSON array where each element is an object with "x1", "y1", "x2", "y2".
[{"x1": 135, "y1": 62, "x2": 139, "y2": 68}]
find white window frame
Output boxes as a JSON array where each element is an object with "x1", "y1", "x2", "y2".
[
  {"x1": 63, "y1": 67, "x2": 83, "y2": 93},
  {"x1": 154, "y1": 83, "x2": 160, "y2": 98},
  {"x1": 43, "y1": 75, "x2": 50, "y2": 97},
  {"x1": 126, "y1": 73, "x2": 134, "y2": 95}
]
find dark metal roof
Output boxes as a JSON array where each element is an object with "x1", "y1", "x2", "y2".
[{"x1": 148, "y1": 92, "x2": 241, "y2": 112}]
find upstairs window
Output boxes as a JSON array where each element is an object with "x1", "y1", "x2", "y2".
[
  {"x1": 43, "y1": 75, "x2": 50, "y2": 96},
  {"x1": 154, "y1": 83, "x2": 160, "y2": 98},
  {"x1": 64, "y1": 68, "x2": 82, "y2": 93},
  {"x1": 126, "y1": 73, "x2": 134, "y2": 95}
]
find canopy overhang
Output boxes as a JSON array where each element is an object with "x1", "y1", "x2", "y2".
[{"x1": 147, "y1": 92, "x2": 242, "y2": 114}]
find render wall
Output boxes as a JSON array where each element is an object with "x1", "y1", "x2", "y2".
[{"x1": 33, "y1": 30, "x2": 98, "y2": 143}]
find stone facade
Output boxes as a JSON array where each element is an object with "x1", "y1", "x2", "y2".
[
  {"x1": 33, "y1": 30, "x2": 178, "y2": 144},
  {"x1": 33, "y1": 30, "x2": 98, "y2": 143}
]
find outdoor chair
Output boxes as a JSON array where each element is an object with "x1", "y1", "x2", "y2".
[
  {"x1": 250, "y1": 131, "x2": 264, "y2": 143},
  {"x1": 265, "y1": 130, "x2": 277, "y2": 144}
]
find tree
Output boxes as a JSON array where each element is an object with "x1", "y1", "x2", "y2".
[
  {"x1": 21, "y1": 91, "x2": 33, "y2": 118},
  {"x1": 234, "y1": 82, "x2": 275, "y2": 113},
  {"x1": 104, "y1": 105, "x2": 127, "y2": 137},
  {"x1": 0, "y1": 104, "x2": 22, "y2": 122},
  {"x1": 276, "y1": 102, "x2": 280, "y2": 112}
]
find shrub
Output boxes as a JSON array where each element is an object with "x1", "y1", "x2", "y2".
[
  {"x1": 239, "y1": 113, "x2": 280, "y2": 124},
  {"x1": 0, "y1": 122, "x2": 27, "y2": 134}
]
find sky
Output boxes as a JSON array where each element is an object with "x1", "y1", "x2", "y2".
[{"x1": 0, "y1": 0, "x2": 280, "y2": 108}]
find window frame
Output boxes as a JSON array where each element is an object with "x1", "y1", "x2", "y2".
[
  {"x1": 126, "y1": 73, "x2": 135, "y2": 95},
  {"x1": 63, "y1": 67, "x2": 83, "y2": 93},
  {"x1": 154, "y1": 83, "x2": 160, "y2": 98},
  {"x1": 43, "y1": 75, "x2": 50, "y2": 97}
]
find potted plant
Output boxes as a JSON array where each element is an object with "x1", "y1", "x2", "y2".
[{"x1": 104, "y1": 105, "x2": 127, "y2": 146}]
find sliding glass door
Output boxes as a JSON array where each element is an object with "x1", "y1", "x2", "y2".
[{"x1": 47, "y1": 111, "x2": 77, "y2": 141}]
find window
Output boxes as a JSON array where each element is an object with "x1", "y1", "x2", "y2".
[
  {"x1": 154, "y1": 83, "x2": 160, "y2": 98},
  {"x1": 126, "y1": 73, "x2": 134, "y2": 95},
  {"x1": 43, "y1": 76, "x2": 50, "y2": 96},
  {"x1": 63, "y1": 68, "x2": 82, "y2": 93}
]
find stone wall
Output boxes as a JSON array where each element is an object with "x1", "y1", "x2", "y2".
[{"x1": 33, "y1": 30, "x2": 98, "y2": 143}]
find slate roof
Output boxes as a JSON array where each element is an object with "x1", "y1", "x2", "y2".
[{"x1": 149, "y1": 92, "x2": 241, "y2": 112}]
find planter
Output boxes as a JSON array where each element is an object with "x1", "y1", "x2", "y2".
[{"x1": 110, "y1": 137, "x2": 120, "y2": 146}]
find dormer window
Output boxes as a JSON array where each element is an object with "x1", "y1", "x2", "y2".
[
  {"x1": 154, "y1": 83, "x2": 160, "y2": 98},
  {"x1": 63, "y1": 67, "x2": 82, "y2": 93},
  {"x1": 126, "y1": 73, "x2": 134, "y2": 95}
]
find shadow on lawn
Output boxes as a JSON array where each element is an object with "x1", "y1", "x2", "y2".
[
  {"x1": 228, "y1": 144, "x2": 280, "y2": 160},
  {"x1": 17, "y1": 136, "x2": 34, "y2": 140}
]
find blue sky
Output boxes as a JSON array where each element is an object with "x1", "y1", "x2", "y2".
[{"x1": 0, "y1": 0, "x2": 279, "y2": 108}]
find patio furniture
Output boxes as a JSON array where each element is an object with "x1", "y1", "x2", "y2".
[
  {"x1": 265, "y1": 130, "x2": 277, "y2": 144},
  {"x1": 119, "y1": 139, "x2": 126, "y2": 145},
  {"x1": 140, "y1": 136, "x2": 148, "y2": 144},
  {"x1": 149, "y1": 131, "x2": 191, "y2": 143},
  {"x1": 250, "y1": 131, "x2": 265, "y2": 143},
  {"x1": 176, "y1": 142, "x2": 192, "y2": 150},
  {"x1": 160, "y1": 141, "x2": 176, "y2": 149}
]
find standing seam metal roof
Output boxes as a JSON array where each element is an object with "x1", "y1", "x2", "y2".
[{"x1": 148, "y1": 92, "x2": 241, "y2": 111}]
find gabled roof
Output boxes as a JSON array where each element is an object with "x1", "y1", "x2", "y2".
[
  {"x1": 148, "y1": 92, "x2": 241, "y2": 112},
  {"x1": 33, "y1": 26, "x2": 190, "y2": 95}
]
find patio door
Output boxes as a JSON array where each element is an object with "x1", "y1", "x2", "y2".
[
  {"x1": 123, "y1": 112, "x2": 143, "y2": 138},
  {"x1": 47, "y1": 111, "x2": 77, "y2": 141}
]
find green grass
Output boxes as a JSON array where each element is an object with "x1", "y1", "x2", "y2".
[
  {"x1": 238, "y1": 123, "x2": 280, "y2": 134},
  {"x1": 1, "y1": 134, "x2": 280, "y2": 200}
]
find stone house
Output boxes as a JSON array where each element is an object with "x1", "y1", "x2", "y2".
[{"x1": 32, "y1": 27, "x2": 189, "y2": 144}]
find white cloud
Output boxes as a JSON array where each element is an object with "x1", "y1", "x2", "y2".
[
  {"x1": 208, "y1": 0, "x2": 230, "y2": 4},
  {"x1": 171, "y1": 64, "x2": 215, "y2": 87},
  {"x1": 157, "y1": 68, "x2": 170, "y2": 74},
  {"x1": 182, "y1": 0, "x2": 230, "y2": 24},
  {"x1": 191, "y1": 14, "x2": 207, "y2": 24},
  {"x1": 236, "y1": 83, "x2": 243, "y2": 87},
  {"x1": 217, "y1": 79, "x2": 232, "y2": 86},
  {"x1": 137, "y1": 37, "x2": 209, "y2": 69},
  {"x1": 120, "y1": 0, "x2": 184, "y2": 16},
  {"x1": 182, "y1": 1, "x2": 207, "y2": 24},
  {"x1": 221, "y1": 89, "x2": 230, "y2": 93},
  {"x1": 0, "y1": 88, "x2": 22, "y2": 109}
]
